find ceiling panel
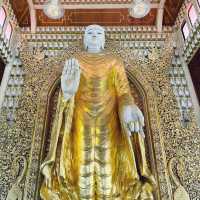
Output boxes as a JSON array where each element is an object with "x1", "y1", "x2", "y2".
[
  {"x1": 163, "y1": 0, "x2": 184, "y2": 25},
  {"x1": 36, "y1": 8, "x2": 157, "y2": 26},
  {"x1": 9, "y1": 0, "x2": 184, "y2": 27}
]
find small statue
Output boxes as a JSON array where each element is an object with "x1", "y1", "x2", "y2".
[
  {"x1": 168, "y1": 157, "x2": 190, "y2": 200},
  {"x1": 40, "y1": 25, "x2": 156, "y2": 199},
  {"x1": 6, "y1": 156, "x2": 27, "y2": 200}
]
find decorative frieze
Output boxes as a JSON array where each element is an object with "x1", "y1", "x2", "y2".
[
  {"x1": 21, "y1": 26, "x2": 172, "y2": 58},
  {"x1": 22, "y1": 25, "x2": 173, "y2": 33}
]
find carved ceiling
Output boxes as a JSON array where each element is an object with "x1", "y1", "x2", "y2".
[
  {"x1": 10, "y1": 0, "x2": 184, "y2": 27},
  {"x1": 9, "y1": 0, "x2": 30, "y2": 27},
  {"x1": 163, "y1": 0, "x2": 184, "y2": 25}
]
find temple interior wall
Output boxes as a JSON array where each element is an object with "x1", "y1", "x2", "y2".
[{"x1": 0, "y1": 0, "x2": 200, "y2": 200}]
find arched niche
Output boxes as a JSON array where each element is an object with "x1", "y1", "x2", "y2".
[{"x1": 24, "y1": 60, "x2": 165, "y2": 200}]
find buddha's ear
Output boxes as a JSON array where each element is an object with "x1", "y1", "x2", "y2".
[
  {"x1": 84, "y1": 43, "x2": 88, "y2": 50},
  {"x1": 101, "y1": 36, "x2": 106, "y2": 50},
  {"x1": 83, "y1": 35, "x2": 89, "y2": 50}
]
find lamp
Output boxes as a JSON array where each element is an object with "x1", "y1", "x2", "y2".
[
  {"x1": 129, "y1": 0, "x2": 151, "y2": 18},
  {"x1": 43, "y1": 0, "x2": 64, "y2": 19}
]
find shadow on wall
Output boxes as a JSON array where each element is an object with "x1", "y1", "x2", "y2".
[
  {"x1": 0, "y1": 57, "x2": 5, "y2": 83},
  {"x1": 189, "y1": 48, "x2": 200, "y2": 105}
]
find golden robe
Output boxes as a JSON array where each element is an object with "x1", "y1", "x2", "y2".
[{"x1": 40, "y1": 52, "x2": 156, "y2": 200}]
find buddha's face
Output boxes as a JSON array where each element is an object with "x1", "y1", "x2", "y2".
[{"x1": 84, "y1": 25, "x2": 105, "y2": 51}]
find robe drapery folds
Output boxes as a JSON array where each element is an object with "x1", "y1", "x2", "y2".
[{"x1": 40, "y1": 52, "x2": 156, "y2": 200}]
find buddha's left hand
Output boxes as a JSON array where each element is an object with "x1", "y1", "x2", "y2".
[{"x1": 122, "y1": 105, "x2": 145, "y2": 138}]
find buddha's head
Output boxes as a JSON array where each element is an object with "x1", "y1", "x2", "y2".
[{"x1": 84, "y1": 25, "x2": 105, "y2": 53}]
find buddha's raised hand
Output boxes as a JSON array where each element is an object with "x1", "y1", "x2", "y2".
[
  {"x1": 122, "y1": 105, "x2": 145, "y2": 138},
  {"x1": 61, "y1": 58, "x2": 81, "y2": 101}
]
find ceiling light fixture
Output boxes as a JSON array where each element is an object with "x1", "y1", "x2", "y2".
[
  {"x1": 129, "y1": 0, "x2": 151, "y2": 18},
  {"x1": 43, "y1": 0, "x2": 64, "y2": 19}
]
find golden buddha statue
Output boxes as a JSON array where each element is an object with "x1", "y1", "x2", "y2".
[{"x1": 40, "y1": 25, "x2": 156, "y2": 200}]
